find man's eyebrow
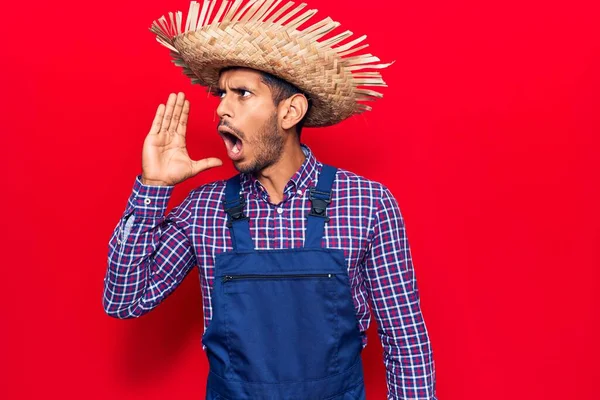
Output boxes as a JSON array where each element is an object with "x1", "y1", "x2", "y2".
[{"x1": 215, "y1": 84, "x2": 255, "y2": 92}]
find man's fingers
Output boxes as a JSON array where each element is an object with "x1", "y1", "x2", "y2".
[
  {"x1": 176, "y1": 100, "x2": 190, "y2": 137},
  {"x1": 160, "y1": 93, "x2": 177, "y2": 134},
  {"x1": 149, "y1": 104, "x2": 165, "y2": 135},
  {"x1": 169, "y1": 92, "x2": 186, "y2": 134},
  {"x1": 192, "y1": 157, "x2": 223, "y2": 175}
]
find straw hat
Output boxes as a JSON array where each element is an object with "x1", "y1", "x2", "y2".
[{"x1": 149, "y1": 0, "x2": 394, "y2": 127}]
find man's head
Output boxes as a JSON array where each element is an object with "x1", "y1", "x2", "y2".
[{"x1": 214, "y1": 66, "x2": 311, "y2": 174}]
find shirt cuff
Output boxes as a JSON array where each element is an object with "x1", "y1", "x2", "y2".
[{"x1": 128, "y1": 174, "x2": 175, "y2": 218}]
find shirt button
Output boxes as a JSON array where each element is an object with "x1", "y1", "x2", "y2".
[
  {"x1": 144, "y1": 198, "x2": 151, "y2": 205},
  {"x1": 297, "y1": 189, "x2": 303, "y2": 196},
  {"x1": 117, "y1": 239, "x2": 122, "y2": 245},
  {"x1": 276, "y1": 207, "x2": 283, "y2": 214}
]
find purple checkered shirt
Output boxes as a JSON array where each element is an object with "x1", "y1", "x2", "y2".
[{"x1": 103, "y1": 143, "x2": 436, "y2": 399}]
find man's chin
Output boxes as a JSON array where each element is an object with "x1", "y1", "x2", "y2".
[{"x1": 232, "y1": 159, "x2": 249, "y2": 173}]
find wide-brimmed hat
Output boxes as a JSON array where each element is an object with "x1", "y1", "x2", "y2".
[{"x1": 149, "y1": 0, "x2": 394, "y2": 127}]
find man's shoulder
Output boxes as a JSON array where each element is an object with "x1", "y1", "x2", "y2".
[
  {"x1": 332, "y1": 166, "x2": 403, "y2": 221},
  {"x1": 187, "y1": 178, "x2": 228, "y2": 202},
  {"x1": 332, "y1": 165, "x2": 388, "y2": 196}
]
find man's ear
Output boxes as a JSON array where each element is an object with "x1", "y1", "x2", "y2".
[{"x1": 280, "y1": 93, "x2": 308, "y2": 131}]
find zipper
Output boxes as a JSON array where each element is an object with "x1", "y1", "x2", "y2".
[{"x1": 222, "y1": 273, "x2": 334, "y2": 283}]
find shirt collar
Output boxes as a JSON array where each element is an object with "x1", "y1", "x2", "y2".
[{"x1": 240, "y1": 143, "x2": 319, "y2": 199}]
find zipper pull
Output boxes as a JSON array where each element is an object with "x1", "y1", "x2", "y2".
[{"x1": 222, "y1": 275, "x2": 233, "y2": 282}]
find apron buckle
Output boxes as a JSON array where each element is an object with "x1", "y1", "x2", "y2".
[
  {"x1": 308, "y1": 186, "x2": 332, "y2": 222},
  {"x1": 224, "y1": 195, "x2": 249, "y2": 228}
]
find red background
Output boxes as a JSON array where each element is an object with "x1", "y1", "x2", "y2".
[{"x1": 1, "y1": 0, "x2": 598, "y2": 399}]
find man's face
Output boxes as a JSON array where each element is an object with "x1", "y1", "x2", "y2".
[{"x1": 216, "y1": 67, "x2": 285, "y2": 175}]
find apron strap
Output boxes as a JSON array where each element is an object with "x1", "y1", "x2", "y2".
[
  {"x1": 223, "y1": 174, "x2": 254, "y2": 251},
  {"x1": 223, "y1": 163, "x2": 337, "y2": 251},
  {"x1": 304, "y1": 164, "x2": 338, "y2": 249}
]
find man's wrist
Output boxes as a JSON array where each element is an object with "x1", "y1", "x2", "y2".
[{"x1": 141, "y1": 176, "x2": 171, "y2": 186}]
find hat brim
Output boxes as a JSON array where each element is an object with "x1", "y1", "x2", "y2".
[{"x1": 151, "y1": 0, "x2": 394, "y2": 127}]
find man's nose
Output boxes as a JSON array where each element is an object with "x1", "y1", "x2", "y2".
[{"x1": 216, "y1": 94, "x2": 233, "y2": 120}]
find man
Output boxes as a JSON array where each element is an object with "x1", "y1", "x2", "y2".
[{"x1": 103, "y1": 1, "x2": 436, "y2": 399}]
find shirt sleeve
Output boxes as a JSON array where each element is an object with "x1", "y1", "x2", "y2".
[
  {"x1": 102, "y1": 174, "x2": 197, "y2": 319},
  {"x1": 363, "y1": 184, "x2": 437, "y2": 400}
]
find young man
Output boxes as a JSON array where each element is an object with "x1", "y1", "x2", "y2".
[{"x1": 103, "y1": 1, "x2": 436, "y2": 399}]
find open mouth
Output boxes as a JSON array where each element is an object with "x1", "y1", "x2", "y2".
[{"x1": 219, "y1": 127, "x2": 244, "y2": 159}]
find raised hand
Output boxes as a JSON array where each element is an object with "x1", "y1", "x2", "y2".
[{"x1": 141, "y1": 92, "x2": 223, "y2": 186}]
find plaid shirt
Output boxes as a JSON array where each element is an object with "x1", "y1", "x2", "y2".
[{"x1": 103, "y1": 143, "x2": 436, "y2": 399}]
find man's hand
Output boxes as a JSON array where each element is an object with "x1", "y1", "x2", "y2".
[{"x1": 141, "y1": 92, "x2": 223, "y2": 186}]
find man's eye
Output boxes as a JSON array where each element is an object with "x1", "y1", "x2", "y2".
[{"x1": 212, "y1": 89, "x2": 251, "y2": 98}]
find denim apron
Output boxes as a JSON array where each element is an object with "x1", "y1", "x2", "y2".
[{"x1": 202, "y1": 164, "x2": 366, "y2": 400}]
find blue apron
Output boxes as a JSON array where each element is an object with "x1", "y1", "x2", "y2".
[{"x1": 202, "y1": 164, "x2": 366, "y2": 400}]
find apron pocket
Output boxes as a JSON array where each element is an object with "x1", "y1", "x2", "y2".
[{"x1": 222, "y1": 272, "x2": 340, "y2": 383}]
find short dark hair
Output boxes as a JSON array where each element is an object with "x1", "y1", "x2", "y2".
[{"x1": 218, "y1": 66, "x2": 312, "y2": 139}]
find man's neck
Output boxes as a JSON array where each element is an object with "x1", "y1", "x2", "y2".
[{"x1": 254, "y1": 141, "x2": 306, "y2": 205}]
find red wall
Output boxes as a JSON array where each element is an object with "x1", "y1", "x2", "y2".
[{"x1": 2, "y1": 0, "x2": 598, "y2": 398}]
